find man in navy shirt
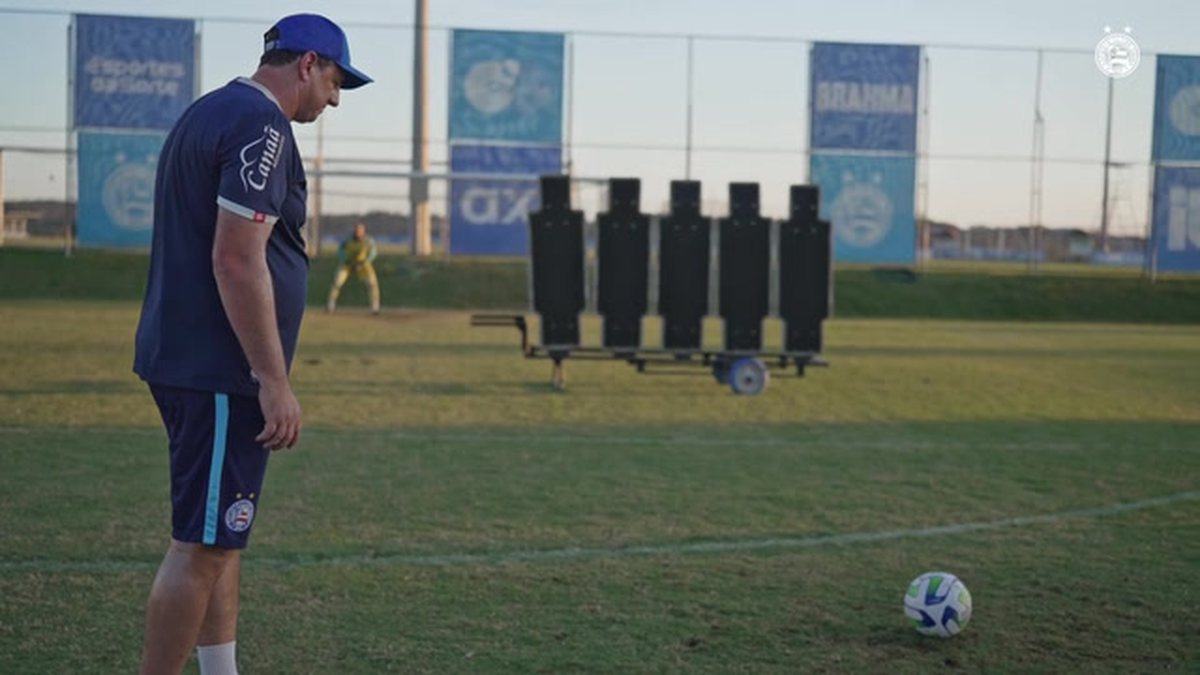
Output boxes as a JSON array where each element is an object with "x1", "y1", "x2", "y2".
[{"x1": 133, "y1": 14, "x2": 371, "y2": 675}]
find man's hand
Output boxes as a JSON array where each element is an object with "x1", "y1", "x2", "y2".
[{"x1": 255, "y1": 378, "x2": 302, "y2": 450}]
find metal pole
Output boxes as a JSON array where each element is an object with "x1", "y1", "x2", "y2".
[
  {"x1": 804, "y1": 42, "x2": 812, "y2": 184},
  {"x1": 312, "y1": 115, "x2": 324, "y2": 256},
  {"x1": 1028, "y1": 49, "x2": 1045, "y2": 273},
  {"x1": 565, "y1": 33, "x2": 578, "y2": 216},
  {"x1": 65, "y1": 137, "x2": 74, "y2": 256},
  {"x1": 917, "y1": 51, "x2": 931, "y2": 269},
  {"x1": 1100, "y1": 76, "x2": 1114, "y2": 254},
  {"x1": 65, "y1": 20, "x2": 74, "y2": 257},
  {"x1": 1143, "y1": 166, "x2": 1157, "y2": 282},
  {"x1": 565, "y1": 33, "x2": 575, "y2": 176},
  {"x1": 0, "y1": 148, "x2": 5, "y2": 247},
  {"x1": 409, "y1": 0, "x2": 431, "y2": 256},
  {"x1": 685, "y1": 35, "x2": 694, "y2": 180}
]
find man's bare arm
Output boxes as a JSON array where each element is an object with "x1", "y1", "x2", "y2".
[{"x1": 212, "y1": 208, "x2": 301, "y2": 450}]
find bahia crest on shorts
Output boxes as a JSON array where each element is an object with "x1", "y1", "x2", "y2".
[{"x1": 150, "y1": 384, "x2": 271, "y2": 549}]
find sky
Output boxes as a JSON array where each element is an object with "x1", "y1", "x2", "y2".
[{"x1": 2, "y1": 0, "x2": 1199, "y2": 233}]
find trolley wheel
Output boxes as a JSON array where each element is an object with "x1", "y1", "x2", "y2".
[
  {"x1": 728, "y1": 357, "x2": 769, "y2": 396},
  {"x1": 551, "y1": 362, "x2": 566, "y2": 391}
]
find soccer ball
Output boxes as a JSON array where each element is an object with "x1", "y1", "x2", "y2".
[{"x1": 904, "y1": 571, "x2": 972, "y2": 637}]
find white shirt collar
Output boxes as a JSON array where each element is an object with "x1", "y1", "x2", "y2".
[{"x1": 235, "y1": 76, "x2": 284, "y2": 113}]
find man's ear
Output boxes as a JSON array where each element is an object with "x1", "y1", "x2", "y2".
[{"x1": 298, "y1": 51, "x2": 320, "y2": 82}]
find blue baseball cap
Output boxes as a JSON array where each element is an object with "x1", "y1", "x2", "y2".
[{"x1": 264, "y1": 14, "x2": 373, "y2": 89}]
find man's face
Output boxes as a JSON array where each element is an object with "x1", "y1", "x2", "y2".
[
  {"x1": 294, "y1": 54, "x2": 343, "y2": 123},
  {"x1": 353, "y1": 224, "x2": 366, "y2": 239}
]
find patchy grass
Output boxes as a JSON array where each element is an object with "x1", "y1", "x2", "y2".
[{"x1": 1, "y1": 303, "x2": 1198, "y2": 672}]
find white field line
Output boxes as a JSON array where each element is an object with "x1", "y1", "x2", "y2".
[
  {"x1": 387, "y1": 432, "x2": 1084, "y2": 452},
  {"x1": 2, "y1": 490, "x2": 1196, "y2": 575}
]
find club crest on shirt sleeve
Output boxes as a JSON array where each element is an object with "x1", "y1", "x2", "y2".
[{"x1": 238, "y1": 125, "x2": 286, "y2": 193}]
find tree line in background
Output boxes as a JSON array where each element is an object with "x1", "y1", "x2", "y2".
[{"x1": 3, "y1": 199, "x2": 1144, "y2": 264}]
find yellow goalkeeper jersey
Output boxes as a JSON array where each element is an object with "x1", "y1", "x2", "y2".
[{"x1": 339, "y1": 236, "x2": 377, "y2": 266}]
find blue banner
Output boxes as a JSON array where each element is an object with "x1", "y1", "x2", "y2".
[
  {"x1": 449, "y1": 145, "x2": 562, "y2": 256},
  {"x1": 449, "y1": 30, "x2": 565, "y2": 143},
  {"x1": 74, "y1": 14, "x2": 196, "y2": 131},
  {"x1": 810, "y1": 154, "x2": 916, "y2": 264},
  {"x1": 1151, "y1": 165, "x2": 1200, "y2": 272},
  {"x1": 77, "y1": 131, "x2": 165, "y2": 247},
  {"x1": 810, "y1": 42, "x2": 920, "y2": 153},
  {"x1": 1152, "y1": 55, "x2": 1200, "y2": 162}
]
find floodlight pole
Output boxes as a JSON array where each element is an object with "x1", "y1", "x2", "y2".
[
  {"x1": 410, "y1": 0, "x2": 432, "y2": 256},
  {"x1": 1028, "y1": 50, "x2": 1045, "y2": 273},
  {"x1": 1100, "y1": 76, "x2": 1114, "y2": 254}
]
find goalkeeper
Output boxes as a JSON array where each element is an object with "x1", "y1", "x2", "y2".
[{"x1": 326, "y1": 222, "x2": 381, "y2": 314}]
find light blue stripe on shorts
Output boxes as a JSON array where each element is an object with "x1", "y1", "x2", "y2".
[{"x1": 203, "y1": 393, "x2": 229, "y2": 545}]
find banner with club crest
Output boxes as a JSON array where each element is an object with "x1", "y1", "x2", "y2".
[
  {"x1": 809, "y1": 42, "x2": 920, "y2": 264},
  {"x1": 448, "y1": 30, "x2": 565, "y2": 256},
  {"x1": 71, "y1": 14, "x2": 196, "y2": 248}
]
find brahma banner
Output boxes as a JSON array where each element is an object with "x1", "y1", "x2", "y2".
[
  {"x1": 809, "y1": 42, "x2": 920, "y2": 265},
  {"x1": 810, "y1": 42, "x2": 920, "y2": 153}
]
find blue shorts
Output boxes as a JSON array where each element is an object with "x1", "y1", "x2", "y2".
[{"x1": 150, "y1": 384, "x2": 270, "y2": 549}]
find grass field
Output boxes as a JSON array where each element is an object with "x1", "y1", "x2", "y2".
[{"x1": 1, "y1": 297, "x2": 1198, "y2": 673}]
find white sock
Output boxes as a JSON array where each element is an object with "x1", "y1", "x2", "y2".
[{"x1": 197, "y1": 641, "x2": 238, "y2": 675}]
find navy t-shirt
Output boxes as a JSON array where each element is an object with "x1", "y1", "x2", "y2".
[{"x1": 134, "y1": 77, "x2": 308, "y2": 397}]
